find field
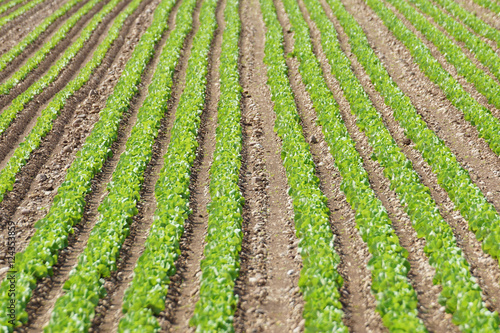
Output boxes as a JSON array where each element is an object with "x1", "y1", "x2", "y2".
[{"x1": 0, "y1": 0, "x2": 499, "y2": 330}]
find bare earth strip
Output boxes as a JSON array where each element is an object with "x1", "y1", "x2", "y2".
[
  {"x1": 0, "y1": 0, "x2": 113, "y2": 162},
  {"x1": 12, "y1": 0, "x2": 175, "y2": 329},
  {"x1": 234, "y1": 0, "x2": 304, "y2": 331},
  {"x1": 163, "y1": 0, "x2": 222, "y2": 331},
  {"x1": 425, "y1": 0, "x2": 500, "y2": 53},
  {"x1": 0, "y1": 0, "x2": 155, "y2": 273},
  {"x1": 0, "y1": 0, "x2": 140, "y2": 256},
  {"x1": 0, "y1": 0, "x2": 75, "y2": 55},
  {"x1": 7, "y1": 1, "x2": 165, "y2": 326},
  {"x1": 0, "y1": 0, "x2": 91, "y2": 79},
  {"x1": 407, "y1": 1, "x2": 500, "y2": 87},
  {"x1": 379, "y1": 0, "x2": 500, "y2": 122},
  {"x1": 0, "y1": 0, "x2": 156, "y2": 281},
  {"x1": 451, "y1": 0, "x2": 500, "y2": 30},
  {"x1": 273, "y1": 0, "x2": 388, "y2": 331},
  {"x1": 339, "y1": 0, "x2": 500, "y2": 316},
  {"x1": 0, "y1": 0, "x2": 109, "y2": 104},
  {"x1": 285, "y1": 0, "x2": 462, "y2": 329}
]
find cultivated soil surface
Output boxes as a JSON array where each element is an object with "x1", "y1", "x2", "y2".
[{"x1": 1, "y1": 0, "x2": 500, "y2": 331}]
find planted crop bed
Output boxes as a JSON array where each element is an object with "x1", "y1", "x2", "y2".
[{"x1": 0, "y1": 0, "x2": 500, "y2": 331}]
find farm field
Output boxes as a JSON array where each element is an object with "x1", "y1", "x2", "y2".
[{"x1": 0, "y1": 0, "x2": 499, "y2": 329}]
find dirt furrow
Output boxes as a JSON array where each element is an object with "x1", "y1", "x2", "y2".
[
  {"x1": 407, "y1": 0, "x2": 500, "y2": 87},
  {"x1": 91, "y1": 0, "x2": 205, "y2": 331},
  {"x1": 287, "y1": 0, "x2": 460, "y2": 329},
  {"x1": 0, "y1": 0, "x2": 70, "y2": 50},
  {"x1": 341, "y1": 0, "x2": 500, "y2": 227},
  {"x1": 162, "y1": 0, "x2": 222, "y2": 331},
  {"x1": 0, "y1": 0, "x2": 29, "y2": 19},
  {"x1": 11, "y1": 0, "x2": 172, "y2": 329},
  {"x1": 0, "y1": 0, "x2": 125, "y2": 171},
  {"x1": 0, "y1": 0, "x2": 156, "y2": 278},
  {"x1": 379, "y1": 0, "x2": 500, "y2": 122},
  {"x1": 233, "y1": 0, "x2": 303, "y2": 331},
  {"x1": 0, "y1": 0, "x2": 109, "y2": 102},
  {"x1": 272, "y1": 1, "x2": 388, "y2": 332},
  {"x1": 329, "y1": 0, "x2": 500, "y2": 319},
  {"x1": 426, "y1": 0, "x2": 500, "y2": 53},
  {"x1": 451, "y1": 0, "x2": 500, "y2": 30},
  {"x1": 0, "y1": 0, "x2": 90, "y2": 76}
]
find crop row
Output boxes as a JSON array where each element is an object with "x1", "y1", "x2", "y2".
[
  {"x1": 0, "y1": 0, "x2": 126, "y2": 206},
  {"x1": 0, "y1": 0, "x2": 121, "y2": 139},
  {"x1": 366, "y1": 0, "x2": 500, "y2": 163},
  {"x1": 471, "y1": 0, "x2": 500, "y2": 15},
  {"x1": 430, "y1": 0, "x2": 500, "y2": 46},
  {"x1": 44, "y1": 0, "x2": 184, "y2": 329},
  {"x1": 0, "y1": 0, "x2": 95, "y2": 76},
  {"x1": 0, "y1": 0, "x2": 29, "y2": 16},
  {"x1": 260, "y1": 0, "x2": 348, "y2": 330},
  {"x1": 116, "y1": 0, "x2": 220, "y2": 330},
  {"x1": 278, "y1": 0, "x2": 427, "y2": 329},
  {"x1": 114, "y1": 0, "x2": 200, "y2": 330},
  {"x1": 0, "y1": 0, "x2": 110, "y2": 97},
  {"x1": 0, "y1": 0, "x2": 46, "y2": 29},
  {"x1": 326, "y1": 0, "x2": 500, "y2": 270},
  {"x1": 303, "y1": 0, "x2": 500, "y2": 329},
  {"x1": 0, "y1": 0, "x2": 157, "y2": 328},
  {"x1": 407, "y1": 0, "x2": 500, "y2": 83},
  {"x1": 190, "y1": 0, "x2": 243, "y2": 330},
  {"x1": 386, "y1": 0, "x2": 500, "y2": 115},
  {"x1": 365, "y1": 0, "x2": 500, "y2": 260}
]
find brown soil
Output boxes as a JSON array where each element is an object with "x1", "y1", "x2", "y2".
[
  {"x1": 165, "y1": 0, "x2": 222, "y2": 331},
  {"x1": 380, "y1": 0, "x2": 500, "y2": 122},
  {"x1": 453, "y1": 0, "x2": 500, "y2": 30},
  {"x1": 0, "y1": 0, "x2": 155, "y2": 276},
  {"x1": 0, "y1": 0, "x2": 72, "y2": 55},
  {"x1": 0, "y1": 0, "x2": 499, "y2": 330},
  {"x1": 234, "y1": 0, "x2": 304, "y2": 331},
  {"x1": 406, "y1": 0, "x2": 500, "y2": 87},
  {"x1": 0, "y1": 0, "x2": 143, "y2": 261},
  {"x1": 275, "y1": 1, "x2": 388, "y2": 332},
  {"x1": 425, "y1": 0, "x2": 500, "y2": 53},
  {"x1": 343, "y1": 0, "x2": 500, "y2": 233},
  {"x1": 0, "y1": 0, "x2": 109, "y2": 102},
  {"x1": 283, "y1": 0, "x2": 463, "y2": 329},
  {"x1": 339, "y1": 0, "x2": 500, "y2": 316},
  {"x1": 10, "y1": 0, "x2": 168, "y2": 329}
]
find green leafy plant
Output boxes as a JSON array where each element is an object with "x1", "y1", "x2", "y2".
[
  {"x1": 259, "y1": 0, "x2": 350, "y2": 330},
  {"x1": 116, "y1": 0, "x2": 219, "y2": 331},
  {"x1": 0, "y1": 0, "x2": 162, "y2": 328},
  {"x1": 307, "y1": 0, "x2": 500, "y2": 329},
  {"x1": 190, "y1": 0, "x2": 243, "y2": 330}
]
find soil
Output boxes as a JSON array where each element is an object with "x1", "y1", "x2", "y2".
[{"x1": 0, "y1": 0, "x2": 499, "y2": 330}]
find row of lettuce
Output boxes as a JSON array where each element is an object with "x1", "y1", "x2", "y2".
[
  {"x1": 190, "y1": 0, "x2": 244, "y2": 330},
  {"x1": 0, "y1": 0, "x2": 116, "y2": 133},
  {"x1": 297, "y1": 0, "x2": 500, "y2": 329},
  {"x1": 44, "y1": 0, "x2": 204, "y2": 326},
  {"x1": 0, "y1": 0, "x2": 152, "y2": 327},
  {"x1": 404, "y1": 0, "x2": 500, "y2": 83},
  {"x1": 261, "y1": 0, "x2": 349, "y2": 329},
  {"x1": 471, "y1": 0, "x2": 500, "y2": 16},
  {"x1": 0, "y1": 0, "x2": 85, "y2": 73},
  {"x1": 114, "y1": 0, "x2": 202, "y2": 328},
  {"x1": 364, "y1": 0, "x2": 500, "y2": 263},
  {"x1": 429, "y1": 0, "x2": 500, "y2": 46},
  {"x1": 0, "y1": 0, "x2": 46, "y2": 29},
  {"x1": 0, "y1": 0, "x2": 103, "y2": 85},
  {"x1": 0, "y1": 0, "x2": 126, "y2": 204},
  {"x1": 383, "y1": 0, "x2": 500, "y2": 127}
]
